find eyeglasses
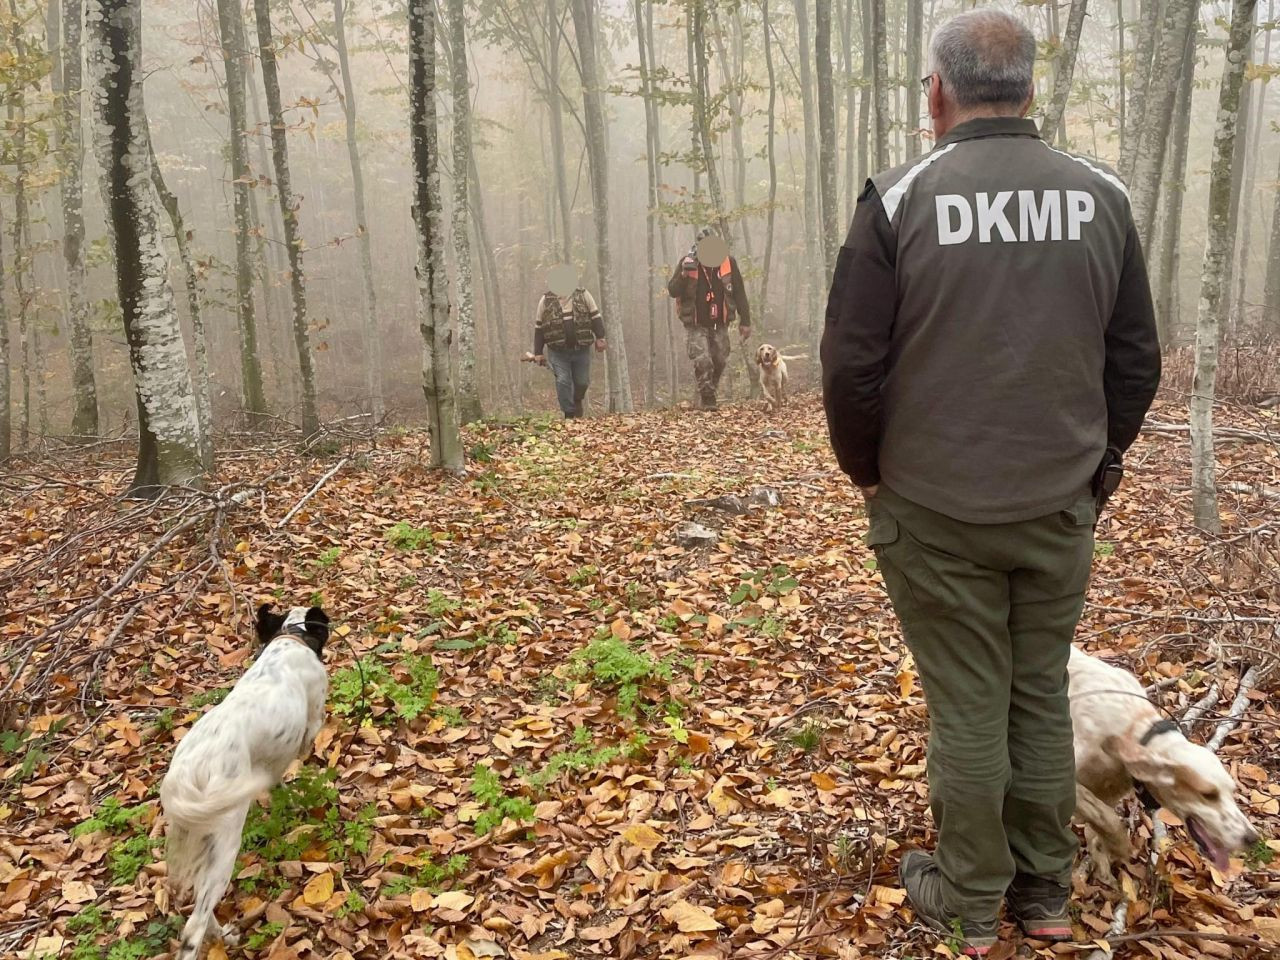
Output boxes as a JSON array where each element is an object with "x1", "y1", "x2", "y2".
[{"x1": 920, "y1": 73, "x2": 937, "y2": 93}]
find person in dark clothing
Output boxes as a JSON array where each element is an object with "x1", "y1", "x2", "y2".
[
  {"x1": 532, "y1": 281, "x2": 607, "y2": 419},
  {"x1": 821, "y1": 10, "x2": 1160, "y2": 957},
  {"x1": 667, "y1": 229, "x2": 751, "y2": 409}
]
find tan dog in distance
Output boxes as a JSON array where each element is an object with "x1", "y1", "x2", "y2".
[{"x1": 755, "y1": 344, "x2": 788, "y2": 413}]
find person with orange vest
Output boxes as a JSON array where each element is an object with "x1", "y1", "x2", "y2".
[{"x1": 667, "y1": 228, "x2": 751, "y2": 409}]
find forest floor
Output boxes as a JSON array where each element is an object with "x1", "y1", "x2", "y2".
[{"x1": 2, "y1": 394, "x2": 1280, "y2": 960}]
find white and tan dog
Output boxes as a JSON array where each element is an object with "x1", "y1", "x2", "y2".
[
  {"x1": 1069, "y1": 646, "x2": 1259, "y2": 880},
  {"x1": 161, "y1": 604, "x2": 329, "y2": 960},
  {"x1": 755, "y1": 343, "x2": 788, "y2": 413}
]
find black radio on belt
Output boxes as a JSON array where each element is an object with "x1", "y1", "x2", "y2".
[{"x1": 1092, "y1": 446, "x2": 1124, "y2": 512}]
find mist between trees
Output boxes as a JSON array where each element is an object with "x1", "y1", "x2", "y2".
[{"x1": 1, "y1": 1, "x2": 1277, "y2": 492}]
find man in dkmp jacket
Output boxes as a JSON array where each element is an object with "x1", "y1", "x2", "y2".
[{"x1": 821, "y1": 9, "x2": 1160, "y2": 956}]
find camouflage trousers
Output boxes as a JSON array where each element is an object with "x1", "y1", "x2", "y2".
[{"x1": 686, "y1": 324, "x2": 731, "y2": 401}]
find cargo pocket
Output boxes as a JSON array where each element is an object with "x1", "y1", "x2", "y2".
[
  {"x1": 1056, "y1": 495, "x2": 1097, "y2": 596},
  {"x1": 864, "y1": 505, "x2": 960, "y2": 618}
]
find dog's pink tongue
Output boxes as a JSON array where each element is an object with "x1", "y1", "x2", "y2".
[{"x1": 1189, "y1": 818, "x2": 1230, "y2": 871}]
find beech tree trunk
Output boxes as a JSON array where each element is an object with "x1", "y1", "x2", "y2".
[
  {"x1": 333, "y1": 0, "x2": 383, "y2": 420},
  {"x1": 1154, "y1": 23, "x2": 1196, "y2": 342},
  {"x1": 760, "y1": 0, "x2": 778, "y2": 324},
  {"x1": 1190, "y1": 0, "x2": 1258, "y2": 534},
  {"x1": 546, "y1": 0, "x2": 573, "y2": 262},
  {"x1": 635, "y1": 0, "x2": 660, "y2": 403},
  {"x1": 870, "y1": 0, "x2": 890, "y2": 170},
  {"x1": 570, "y1": 0, "x2": 632, "y2": 412},
  {"x1": 904, "y1": 0, "x2": 923, "y2": 159},
  {"x1": 815, "y1": 0, "x2": 839, "y2": 281},
  {"x1": 1232, "y1": 1, "x2": 1270, "y2": 331},
  {"x1": 1129, "y1": 0, "x2": 1199, "y2": 248},
  {"x1": 691, "y1": 1, "x2": 728, "y2": 236},
  {"x1": 1119, "y1": 0, "x2": 1161, "y2": 181},
  {"x1": 0, "y1": 200, "x2": 9, "y2": 459},
  {"x1": 87, "y1": 0, "x2": 205, "y2": 492},
  {"x1": 52, "y1": 0, "x2": 99, "y2": 436},
  {"x1": 409, "y1": 0, "x2": 464, "y2": 469},
  {"x1": 253, "y1": 0, "x2": 319, "y2": 440},
  {"x1": 1040, "y1": 0, "x2": 1089, "y2": 145},
  {"x1": 794, "y1": 0, "x2": 822, "y2": 349},
  {"x1": 447, "y1": 0, "x2": 481, "y2": 423},
  {"x1": 215, "y1": 0, "x2": 266, "y2": 418},
  {"x1": 149, "y1": 134, "x2": 214, "y2": 469}
]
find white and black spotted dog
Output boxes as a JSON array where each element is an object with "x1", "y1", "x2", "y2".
[{"x1": 161, "y1": 603, "x2": 330, "y2": 960}]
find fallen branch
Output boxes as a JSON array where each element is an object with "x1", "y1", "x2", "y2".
[
  {"x1": 276, "y1": 457, "x2": 349, "y2": 529},
  {"x1": 1182, "y1": 682, "x2": 1221, "y2": 725},
  {"x1": 1066, "y1": 927, "x2": 1280, "y2": 956},
  {"x1": 1144, "y1": 421, "x2": 1276, "y2": 444},
  {"x1": 1224, "y1": 481, "x2": 1280, "y2": 499},
  {"x1": 1084, "y1": 901, "x2": 1128, "y2": 960},
  {"x1": 1207, "y1": 665, "x2": 1259, "y2": 751}
]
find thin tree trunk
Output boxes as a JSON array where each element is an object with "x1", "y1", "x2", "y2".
[
  {"x1": 87, "y1": 0, "x2": 205, "y2": 492},
  {"x1": 149, "y1": 135, "x2": 214, "y2": 469},
  {"x1": 1154, "y1": 22, "x2": 1196, "y2": 342},
  {"x1": 1117, "y1": 0, "x2": 1126, "y2": 162},
  {"x1": 646, "y1": 3, "x2": 677, "y2": 399},
  {"x1": 1224, "y1": 12, "x2": 1257, "y2": 334},
  {"x1": 840, "y1": 0, "x2": 857, "y2": 218},
  {"x1": 816, "y1": 0, "x2": 839, "y2": 281},
  {"x1": 1120, "y1": 0, "x2": 1161, "y2": 180},
  {"x1": 253, "y1": 0, "x2": 319, "y2": 440},
  {"x1": 905, "y1": 0, "x2": 923, "y2": 158},
  {"x1": 244, "y1": 63, "x2": 286, "y2": 395},
  {"x1": 52, "y1": 0, "x2": 99, "y2": 436},
  {"x1": 870, "y1": 0, "x2": 890, "y2": 170},
  {"x1": 1232, "y1": 3, "x2": 1269, "y2": 330},
  {"x1": 0, "y1": 198, "x2": 9, "y2": 459},
  {"x1": 1041, "y1": 0, "x2": 1090, "y2": 145},
  {"x1": 1129, "y1": 0, "x2": 1199, "y2": 250},
  {"x1": 635, "y1": 0, "x2": 659, "y2": 404},
  {"x1": 760, "y1": 0, "x2": 778, "y2": 325},
  {"x1": 1190, "y1": 0, "x2": 1258, "y2": 534},
  {"x1": 710, "y1": 9, "x2": 752, "y2": 256},
  {"x1": 570, "y1": 0, "x2": 632, "y2": 412},
  {"x1": 691, "y1": 1, "x2": 728, "y2": 237},
  {"x1": 546, "y1": 0, "x2": 573, "y2": 262},
  {"x1": 794, "y1": 0, "x2": 822, "y2": 349},
  {"x1": 215, "y1": 0, "x2": 266, "y2": 419},
  {"x1": 446, "y1": 0, "x2": 481, "y2": 423},
  {"x1": 469, "y1": 157, "x2": 514, "y2": 408},
  {"x1": 333, "y1": 0, "x2": 383, "y2": 420},
  {"x1": 409, "y1": 0, "x2": 463, "y2": 469},
  {"x1": 857, "y1": 0, "x2": 872, "y2": 184},
  {"x1": 7, "y1": 1, "x2": 31, "y2": 445},
  {"x1": 1266, "y1": 146, "x2": 1280, "y2": 321}
]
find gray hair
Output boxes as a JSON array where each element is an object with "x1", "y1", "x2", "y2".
[{"x1": 930, "y1": 10, "x2": 1036, "y2": 110}]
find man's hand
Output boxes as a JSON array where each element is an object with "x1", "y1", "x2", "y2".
[
  {"x1": 595, "y1": 338, "x2": 608, "y2": 352},
  {"x1": 534, "y1": 354, "x2": 547, "y2": 367},
  {"x1": 738, "y1": 324, "x2": 751, "y2": 340},
  {"x1": 859, "y1": 484, "x2": 879, "y2": 500}
]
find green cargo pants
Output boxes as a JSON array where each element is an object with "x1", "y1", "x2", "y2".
[{"x1": 866, "y1": 484, "x2": 1095, "y2": 922}]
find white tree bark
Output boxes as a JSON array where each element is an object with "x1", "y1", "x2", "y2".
[
  {"x1": 1119, "y1": 0, "x2": 1161, "y2": 181},
  {"x1": 253, "y1": 0, "x2": 319, "y2": 440},
  {"x1": 1040, "y1": 0, "x2": 1090, "y2": 146},
  {"x1": 409, "y1": 0, "x2": 464, "y2": 470},
  {"x1": 1129, "y1": 0, "x2": 1199, "y2": 249},
  {"x1": 333, "y1": 0, "x2": 384, "y2": 421},
  {"x1": 0, "y1": 202, "x2": 10, "y2": 460},
  {"x1": 815, "y1": 0, "x2": 839, "y2": 281},
  {"x1": 448, "y1": 0, "x2": 481, "y2": 424},
  {"x1": 86, "y1": 0, "x2": 205, "y2": 492},
  {"x1": 52, "y1": 0, "x2": 100, "y2": 437},
  {"x1": 570, "y1": 0, "x2": 632, "y2": 412},
  {"x1": 1190, "y1": 0, "x2": 1259, "y2": 533}
]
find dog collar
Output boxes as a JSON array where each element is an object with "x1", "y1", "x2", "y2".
[
  {"x1": 279, "y1": 625, "x2": 325, "y2": 659},
  {"x1": 1139, "y1": 718, "x2": 1180, "y2": 746}
]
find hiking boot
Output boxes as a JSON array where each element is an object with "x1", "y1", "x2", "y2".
[
  {"x1": 698, "y1": 392, "x2": 718, "y2": 411},
  {"x1": 1006, "y1": 873, "x2": 1073, "y2": 942},
  {"x1": 900, "y1": 850, "x2": 998, "y2": 957}
]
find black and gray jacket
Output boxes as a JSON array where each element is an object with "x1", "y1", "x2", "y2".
[{"x1": 821, "y1": 116, "x2": 1161, "y2": 523}]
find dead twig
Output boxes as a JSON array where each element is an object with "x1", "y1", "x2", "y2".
[{"x1": 276, "y1": 457, "x2": 350, "y2": 529}]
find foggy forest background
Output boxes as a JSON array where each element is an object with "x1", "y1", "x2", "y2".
[{"x1": 1, "y1": 0, "x2": 1277, "y2": 459}]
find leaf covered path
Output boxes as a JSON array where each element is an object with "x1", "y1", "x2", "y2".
[{"x1": 2, "y1": 397, "x2": 1279, "y2": 959}]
